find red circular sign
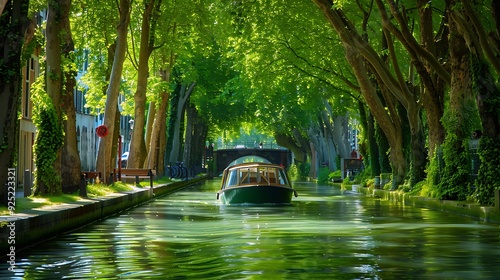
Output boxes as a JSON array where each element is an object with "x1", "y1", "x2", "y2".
[{"x1": 96, "y1": 125, "x2": 108, "y2": 138}]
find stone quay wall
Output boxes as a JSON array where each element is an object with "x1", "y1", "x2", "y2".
[{"x1": 1, "y1": 176, "x2": 207, "y2": 255}]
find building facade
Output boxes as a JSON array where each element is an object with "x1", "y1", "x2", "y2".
[{"x1": 18, "y1": 54, "x2": 40, "y2": 188}]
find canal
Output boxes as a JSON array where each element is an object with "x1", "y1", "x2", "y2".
[{"x1": 2, "y1": 180, "x2": 500, "y2": 279}]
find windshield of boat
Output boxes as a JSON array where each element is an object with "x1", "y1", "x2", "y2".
[{"x1": 224, "y1": 166, "x2": 289, "y2": 187}]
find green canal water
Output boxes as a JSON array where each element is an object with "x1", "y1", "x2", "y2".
[{"x1": 3, "y1": 180, "x2": 500, "y2": 279}]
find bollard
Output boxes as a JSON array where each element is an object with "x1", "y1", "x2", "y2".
[
  {"x1": 149, "y1": 169, "x2": 154, "y2": 197},
  {"x1": 24, "y1": 169, "x2": 32, "y2": 197},
  {"x1": 108, "y1": 172, "x2": 114, "y2": 185},
  {"x1": 79, "y1": 174, "x2": 87, "y2": 198}
]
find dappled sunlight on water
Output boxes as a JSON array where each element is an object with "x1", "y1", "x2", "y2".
[{"x1": 2, "y1": 180, "x2": 500, "y2": 279}]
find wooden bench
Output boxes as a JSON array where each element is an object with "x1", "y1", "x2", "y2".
[
  {"x1": 116, "y1": 168, "x2": 155, "y2": 188},
  {"x1": 81, "y1": 171, "x2": 102, "y2": 182}
]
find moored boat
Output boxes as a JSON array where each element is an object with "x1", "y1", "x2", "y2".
[{"x1": 217, "y1": 162, "x2": 298, "y2": 205}]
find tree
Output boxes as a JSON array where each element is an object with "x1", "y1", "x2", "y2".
[
  {"x1": 0, "y1": 0, "x2": 30, "y2": 202},
  {"x1": 306, "y1": 1, "x2": 403, "y2": 186},
  {"x1": 144, "y1": 0, "x2": 183, "y2": 173},
  {"x1": 60, "y1": 0, "x2": 82, "y2": 193},
  {"x1": 183, "y1": 102, "x2": 208, "y2": 175},
  {"x1": 451, "y1": 0, "x2": 500, "y2": 204},
  {"x1": 167, "y1": 81, "x2": 196, "y2": 163},
  {"x1": 127, "y1": 0, "x2": 163, "y2": 169},
  {"x1": 33, "y1": 0, "x2": 74, "y2": 195},
  {"x1": 212, "y1": 0, "x2": 359, "y2": 174},
  {"x1": 146, "y1": 54, "x2": 174, "y2": 173},
  {"x1": 436, "y1": 0, "x2": 475, "y2": 201},
  {"x1": 95, "y1": 0, "x2": 131, "y2": 183}
]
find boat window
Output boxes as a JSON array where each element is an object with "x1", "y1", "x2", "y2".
[
  {"x1": 227, "y1": 170, "x2": 238, "y2": 186},
  {"x1": 226, "y1": 165, "x2": 289, "y2": 186},
  {"x1": 248, "y1": 168, "x2": 258, "y2": 183},
  {"x1": 278, "y1": 169, "x2": 288, "y2": 185},
  {"x1": 258, "y1": 167, "x2": 269, "y2": 184},
  {"x1": 239, "y1": 169, "x2": 249, "y2": 184},
  {"x1": 238, "y1": 168, "x2": 259, "y2": 185},
  {"x1": 268, "y1": 168, "x2": 278, "y2": 184}
]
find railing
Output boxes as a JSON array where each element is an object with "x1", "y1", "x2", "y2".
[{"x1": 214, "y1": 142, "x2": 287, "y2": 150}]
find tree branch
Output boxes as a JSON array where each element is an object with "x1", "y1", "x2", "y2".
[
  {"x1": 461, "y1": 0, "x2": 500, "y2": 74},
  {"x1": 384, "y1": 0, "x2": 451, "y2": 86}
]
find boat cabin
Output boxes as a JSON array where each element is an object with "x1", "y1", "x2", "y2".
[{"x1": 222, "y1": 164, "x2": 290, "y2": 188}]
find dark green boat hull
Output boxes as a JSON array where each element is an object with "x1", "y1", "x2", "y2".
[{"x1": 218, "y1": 185, "x2": 295, "y2": 205}]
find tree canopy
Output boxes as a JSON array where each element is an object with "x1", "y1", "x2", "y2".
[{"x1": 2, "y1": 0, "x2": 500, "y2": 205}]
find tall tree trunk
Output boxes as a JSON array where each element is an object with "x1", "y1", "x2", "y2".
[
  {"x1": 332, "y1": 115, "x2": 351, "y2": 159},
  {"x1": 189, "y1": 109, "x2": 208, "y2": 175},
  {"x1": 375, "y1": 121, "x2": 391, "y2": 174},
  {"x1": 128, "y1": 0, "x2": 157, "y2": 169},
  {"x1": 407, "y1": 103, "x2": 427, "y2": 186},
  {"x1": 147, "y1": 53, "x2": 174, "y2": 171},
  {"x1": 183, "y1": 103, "x2": 196, "y2": 174},
  {"x1": 418, "y1": 0, "x2": 446, "y2": 157},
  {"x1": 0, "y1": 0, "x2": 30, "y2": 202},
  {"x1": 325, "y1": 130, "x2": 338, "y2": 171},
  {"x1": 365, "y1": 111, "x2": 381, "y2": 177},
  {"x1": 320, "y1": 108, "x2": 338, "y2": 171},
  {"x1": 183, "y1": 105, "x2": 193, "y2": 172},
  {"x1": 60, "y1": 0, "x2": 82, "y2": 193},
  {"x1": 457, "y1": 0, "x2": 500, "y2": 205},
  {"x1": 39, "y1": 0, "x2": 66, "y2": 194},
  {"x1": 168, "y1": 82, "x2": 196, "y2": 163},
  {"x1": 145, "y1": 101, "x2": 159, "y2": 170},
  {"x1": 313, "y1": 0, "x2": 407, "y2": 186},
  {"x1": 358, "y1": 101, "x2": 376, "y2": 174},
  {"x1": 96, "y1": 0, "x2": 130, "y2": 183},
  {"x1": 145, "y1": 101, "x2": 156, "y2": 154},
  {"x1": 346, "y1": 45, "x2": 406, "y2": 186},
  {"x1": 437, "y1": 2, "x2": 473, "y2": 200},
  {"x1": 471, "y1": 54, "x2": 500, "y2": 205},
  {"x1": 307, "y1": 126, "x2": 320, "y2": 178},
  {"x1": 378, "y1": 0, "x2": 448, "y2": 183},
  {"x1": 111, "y1": 104, "x2": 121, "y2": 175},
  {"x1": 158, "y1": 123, "x2": 167, "y2": 176}
]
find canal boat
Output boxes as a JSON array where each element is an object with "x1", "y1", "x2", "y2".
[{"x1": 217, "y1": 162, "x2": 298, "y2": 205}]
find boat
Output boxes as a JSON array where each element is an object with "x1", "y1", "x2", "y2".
[{"x1": 217, "y1": 162, "x2": 298, "y2": 205}]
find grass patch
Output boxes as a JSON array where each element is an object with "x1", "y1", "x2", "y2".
[
  {"x1": 17, "y1": 194, "x2": 80, "y2": 209},
  {"x1": 0, "y1": 176, "x2": 176, "y2": 215},
  {"x1": 86, "y1": 181, "x2": 134, "y2": 197},
  {"x1": 0, "y1": 194, "x2": 80, "y2": 215},
  {"x1": 0, "y1": 181, "x2": 136, "y2": 214}
]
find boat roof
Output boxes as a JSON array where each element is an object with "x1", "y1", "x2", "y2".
[{"x1": 224, "y1": 162, "x2": 285, "y2": 171}]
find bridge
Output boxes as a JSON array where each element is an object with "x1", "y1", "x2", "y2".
[{"x1": 213, "y1": 148, "x2": 292, "y2": 174}]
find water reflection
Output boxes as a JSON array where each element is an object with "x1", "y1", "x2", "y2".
[{"x1": 2, "y1": 180, "x2": 500, "y2": 279}]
